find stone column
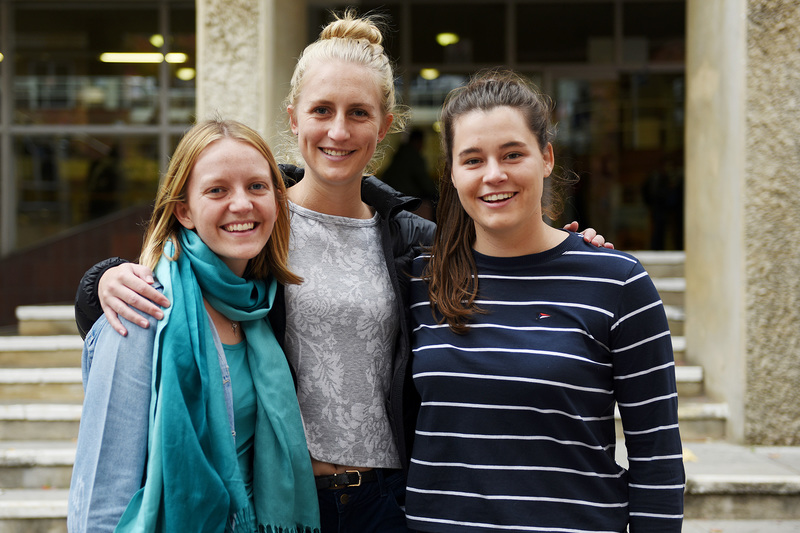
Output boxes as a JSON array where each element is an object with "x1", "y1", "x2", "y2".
[
  {"x1": 196, "y1": 0, "x2": 307, "y2": 142},
  {"x1": 685, "y1": 0, "x2": 800, "y2": 444}
]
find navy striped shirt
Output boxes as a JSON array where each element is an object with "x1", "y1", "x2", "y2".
[{"x1": 406, "y1": 233, "x2": 684, "y2": 532}]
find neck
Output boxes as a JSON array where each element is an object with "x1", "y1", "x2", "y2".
[
  {"x1": 474, "y1": 222, "x2": 568, "y2": 257},
  {"x1": 287, "y1": 175, "x2": 371, "y2": 219},
  {"x1": 203, "y1": 299, "x2": 241, "y2": 344}
]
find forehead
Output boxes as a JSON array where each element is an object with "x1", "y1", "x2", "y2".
[
  {"x1": 189, "y1": 139, "x2": 271, "y2": 179},
  {"x1": 297, "y1": 59, "x2": 384, "y2": 109},
  {"x1": 452, "y1": 106, "x2": 537, "y2": 148}
]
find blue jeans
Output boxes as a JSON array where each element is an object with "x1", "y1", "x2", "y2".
[{"x1": 317, "y1": 469, "x2": 413, "y2": 533}]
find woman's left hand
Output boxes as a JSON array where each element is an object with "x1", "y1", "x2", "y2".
[{"x1": 563, "y1": 221, "x2": 615, "y2": 249}]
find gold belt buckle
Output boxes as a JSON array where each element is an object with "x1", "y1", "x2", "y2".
[{"x1": 345, "y1": 470, "x2": 362, "y2": 487}]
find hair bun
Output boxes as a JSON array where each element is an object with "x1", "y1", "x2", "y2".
[{"x1": 320, "y1": 9, "x2": 383, "y2": 46}]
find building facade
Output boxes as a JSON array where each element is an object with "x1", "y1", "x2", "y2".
[{"x1": 2, "y1": 0, "x2": 799, "y2": 444}]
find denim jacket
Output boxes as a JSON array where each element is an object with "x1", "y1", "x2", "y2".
[{"x1": 67, "y1": 284, "x2": 235, "y2": 533}]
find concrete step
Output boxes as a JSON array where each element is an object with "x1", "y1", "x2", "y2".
[
  {"x1": 664, "y1": 304, "x2": 684, "y2": 337},
  {"x1": 0, "y1": 442, "x2": 75, "y2": 490},
  {"x1": 682, "y1": 441, "x2": 800, "y2": 520},
  {"x1": 0, "y1": 336, "x2": 83, "y2": 369},
  {"x1": 676, "y1": 363, "x2": 703, "y2": 397},
  {"x1": 652, "y1": 276, "x2": 685, "y2": 307},
  {"x1": 15, "y1": 306, "x2": 77, "y2": 337},
  {"x1": 0, "y1": 369, "x2": 83, "y2": 403},
  {"x1": 629, "y1": 250, "x2": 685, "y2": 278},
  {"x1": 0, "y1": 404, "x2": 81, "y2": 441},
  {"x1": 672, "y1": 333, "x2": 686, "y2": 363},
  {"x1": 614, "y1": 440, "x2": 800, "y2": 520},
  {"x1": 0, "y1": 489, "x2": 67, "y2": 533},
  {"x1": 616, "y1": 397, "x2": 728, "y2": 441}
]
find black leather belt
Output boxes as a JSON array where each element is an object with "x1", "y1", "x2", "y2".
[{"x1": 315, "y1": 469, "x2": 378, "y2": 490}]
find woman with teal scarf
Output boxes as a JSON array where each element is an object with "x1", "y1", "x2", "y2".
[{"x1": 68, "y1": 119, "x2": 320, "y2": 533}]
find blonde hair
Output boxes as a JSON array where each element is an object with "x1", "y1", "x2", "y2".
[
  {"x1": 280, "y1": 8, "x2": 408, "y2": 174},
  {"x1": 139, "y1": 118, "x2": 302, "y2": 285}
]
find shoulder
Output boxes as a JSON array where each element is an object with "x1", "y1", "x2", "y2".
[{"x1": 560, "y1": 234, "x2": 644, "y2": 278}]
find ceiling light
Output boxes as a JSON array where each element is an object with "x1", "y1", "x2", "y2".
[
  {"x1": 99, "y1": 52, "x2": 187, "y2": 64},
  {"x1": 165, "y1": 53, "x2": 188, "y2": 64},
  {"x1": 436, "y1": 33, "x2": 460, "y2": 47},
  {"x1": 420, "y1": 68, "x2": 440, "y2": 80},
  {"x1": 150, "y1": 34, "x2": 165, "y2": 48},
  {"x1": 176, "y1": 68, "x2": 196, "y2": 81}
]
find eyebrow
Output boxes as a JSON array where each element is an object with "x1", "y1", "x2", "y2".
[
  {"x1": 457, "y1": 140, "x2": 527, "y2": 158},
  {"x1": 308, "y1": 98, "x2": 377, "y2": 110}
]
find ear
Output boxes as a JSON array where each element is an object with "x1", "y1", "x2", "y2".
[
  {"x1": 287, "y1": 105, "x2": 299, "y2": 135},
  {"x1": 378, "y1": 113, "x2": 394, "y2": 142},
  {"x1": 543, "y1": 142, "x2": 555, "y2": 177},
  {"x1": 174, "y1": 201, "x2": 195, "y2": 230}
]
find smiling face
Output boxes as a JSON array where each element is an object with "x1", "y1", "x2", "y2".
[
  {"x1": 287, "y1": 60, "x2": 393, "y2": 190},
  {"x1": 450, "y1": 105, "x2": 555, "y2": 256},
  {"x1": 175, "y1": 138, "x2": 277, "y2": 277}
]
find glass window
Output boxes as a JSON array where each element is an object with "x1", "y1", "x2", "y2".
[
  {"x1": 15, "y1": 135, "x2": 160, "y2": 247},
  {"x1": 14, "y1": 5, "x2": 161, "y2": 125},
  {"x1": 169, "y1": 5, "x2": 197, "y2": 124},
  {"x1": 410, "y1": 3, "x2": 506, "y2": 65},
  {"x1": 623, "y1": 2, "x2": 685, "y2": 63},
  {"x1": 517, "y1": 3, "x2": 614, "y2": 64}
]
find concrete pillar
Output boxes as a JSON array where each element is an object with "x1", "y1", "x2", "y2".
[
  {"x1": 196, "y1": 0, "x2": 307, "y2": 143},
  {"x1": 686, "y1": 0, "x2": 800, "y2": 444}
]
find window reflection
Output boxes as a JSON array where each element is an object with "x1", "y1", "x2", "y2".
[
  {"x1": 623, "y1": 2, "x2": 685, "y2": 63},
  {"x1": 14, "y1": 6, "x2": 172, "y2": 125},
  {"x1": 15, "y1": 135, "x2": 160, "y2": 246},
  {"x1": 517, "y1": 3, "x2": 614, "y2": 64}
]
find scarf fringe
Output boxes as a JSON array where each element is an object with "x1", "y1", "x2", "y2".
[
  {"x1": 258, "y1": 523, "x2": 320, "y2": 533},
  {"x1": 225, "y1": 506, "x2": 255, "y2": 533}
]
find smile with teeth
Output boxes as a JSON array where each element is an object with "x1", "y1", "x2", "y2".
[
  {"x1": 482, "y1": 192, "x2": 516, "y2": 203},
  {"x1": 223, "y1": 222, "x2": 256, "y2": 232},
  {"x1": 321, "y1": 148, "x2": 353, "y2": 157}
]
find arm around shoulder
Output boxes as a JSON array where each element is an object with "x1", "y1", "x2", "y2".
[{"x1": 75, "y1": 257, "x2": 129, "y2": 339}]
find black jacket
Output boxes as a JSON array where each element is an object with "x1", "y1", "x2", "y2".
[{"x1": 74, "y1": 164, "x2": 436, "y2": 469}]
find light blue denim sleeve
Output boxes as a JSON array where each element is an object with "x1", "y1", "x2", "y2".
[{"x1": 68, "y1": 308, "x2": 158, "y2": 533}]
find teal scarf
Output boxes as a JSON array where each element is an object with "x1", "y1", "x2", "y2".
[{"x1": 116, "y1": 228, "x2": 319, "y2": 532}]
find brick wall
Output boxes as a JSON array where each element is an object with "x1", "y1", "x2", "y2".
[{"x1": 0, "y1": 206, "x2": 152, "y2": 328}]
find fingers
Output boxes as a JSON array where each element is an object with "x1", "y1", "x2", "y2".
[
  {"x1": 562, "y1": 221, "x2": 580, "y2": 233},
  {"x1": 101, "y1": 302, "x2": 128, "y2": 337},
  {"x1": 98, "y1": 263, "x2": 169, "y2": 336}
]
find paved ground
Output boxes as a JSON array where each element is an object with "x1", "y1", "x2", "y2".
[{"x1": 682, "y1": 520, "x2": 800, "y2": 532}]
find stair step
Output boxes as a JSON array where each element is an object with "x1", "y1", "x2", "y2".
[
  {"x1": 0, "y1": 336, "x2": 83, "y2": 368},
  {"x1": 664, "y1": 304, "x2": 684, "y2": 337},
  {"x1": 683, "y1": 442, "x2": 800, "y2": 519},
  {"x1": 0, "y1": 404, "x2": 82, "y2": 441},
  {"x1": 675, "y1": 364, "x2": 703, "y2": 396},
  {"x1": 616, "y1": 398, "x2": 728, "y2": 441},
  {"x1": 0, "y1": 442, "x2": 76, "y2": 490},
  {"x1": 0, "y1": 489, "x2": 67, "y2": 533},
  {"x1": 0, "y1": 369, "x2": 83, "y2": 403},
  {"x1": 652, "y1": 277, "x2": 685, "y2": 306},
  {"x1": 629, "y1": 250, "x2": 685, "y2": 278},
  {"x1": 16, "y1": 306, "x2": 77, "y2": 336}
]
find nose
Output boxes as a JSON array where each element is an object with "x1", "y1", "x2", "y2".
[
  {"x1": 229, "y1": 189, "x2": 253, "y2": 212},
  {"x1": 328, "y1": 112, "x2": 350, "y2": 142},
  {"x1": 484, "y1": 158, "x2": 507, "y2": 184}
]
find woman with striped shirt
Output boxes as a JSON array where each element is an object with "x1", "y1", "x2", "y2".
[{"x1": 406, "y1": 70, "x2": 685, "y2": 532}]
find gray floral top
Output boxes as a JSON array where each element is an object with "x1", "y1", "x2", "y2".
[{"x1": 283, "y1": 201, "x2": 401, "y2": 469}]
